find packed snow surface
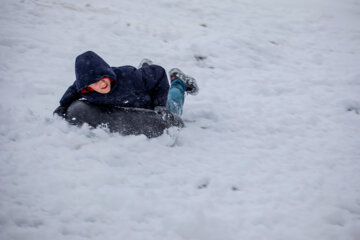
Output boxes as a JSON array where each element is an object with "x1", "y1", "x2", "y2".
[{"x1": 1, "y1": 0, "x2": 360, "y2": 239}]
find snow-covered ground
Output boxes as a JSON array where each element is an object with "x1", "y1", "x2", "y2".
[{"x1": 1, "y1": 0, "x2": 360, "y2": 239}]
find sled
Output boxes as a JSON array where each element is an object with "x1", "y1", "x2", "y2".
[{"x1": 65, "y1": 100, "x2": 184, "y2": 138}]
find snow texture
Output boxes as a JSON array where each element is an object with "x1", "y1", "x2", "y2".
[{"x1": 1, "y1": 0, "x2": 360, "y2": 239}]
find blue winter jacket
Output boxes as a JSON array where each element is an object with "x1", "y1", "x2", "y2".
[{"x1": 59, "y1": 51, "x2": 169, "y2": 109}]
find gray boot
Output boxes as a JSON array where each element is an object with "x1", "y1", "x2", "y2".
[
  {"x1": 169, "y1": 68, "x2": 199, "y2": 95},
  {"x1": 138, "y1": 58, "x2": 153, "y2": 68}
]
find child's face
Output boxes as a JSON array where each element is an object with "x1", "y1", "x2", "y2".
[{"x1": 89, "y1": 77, "x2": 111, "y2": 94}]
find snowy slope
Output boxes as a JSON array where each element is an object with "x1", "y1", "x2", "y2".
[{"x1": 1, "y1": 0, "x2": 360, "y2": 239}]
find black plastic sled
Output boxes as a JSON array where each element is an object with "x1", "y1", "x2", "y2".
[{"x1": 65, "y1": 100, "x2": 184, "y2": 138}]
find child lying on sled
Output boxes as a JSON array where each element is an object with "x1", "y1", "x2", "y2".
[{"x1": 54, "y1": 51, "x2": 199, "y2": 120}]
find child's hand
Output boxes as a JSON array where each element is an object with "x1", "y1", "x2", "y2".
[
  {"x1": 53, "y1": 105, "x2": 68, "y2": 118},
  {"x1": 154, "y1": 106, "x2": 174, "y2": 122}
]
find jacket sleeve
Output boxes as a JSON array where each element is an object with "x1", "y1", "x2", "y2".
[
  {"x1": 59, "y1": 81, "x2": 81, "y2": 107},
  {"x1": 142, "y1": 65, "x2": 169, "y2": 108}
]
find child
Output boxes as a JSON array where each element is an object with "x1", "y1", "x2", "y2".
[{"x1": 54, "y1": 51, "x2": 199, "y2": 118}]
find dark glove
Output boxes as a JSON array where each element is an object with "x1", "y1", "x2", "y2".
[
  {"x1": 154, "y1": 106, "x2": 174, "y2": 122},
  {"x1": 53, "y1": 105, "x2": 68, "y2": 118}
]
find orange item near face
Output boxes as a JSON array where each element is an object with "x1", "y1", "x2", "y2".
[{"x1": 81, "y1": 87, "x2": 95, "y2": 94}]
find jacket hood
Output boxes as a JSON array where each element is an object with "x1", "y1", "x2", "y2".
[{"x1": 75, "y1": 51, "x2": 116, "y2": 91}]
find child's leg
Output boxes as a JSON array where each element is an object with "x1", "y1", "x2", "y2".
[{"x1": 166, "y1": 79, "x2": 186, "y2": 116}]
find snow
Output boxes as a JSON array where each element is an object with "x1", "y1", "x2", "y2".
[{"x1": 1, "y1": 0, "x2": 360, "y2": 239}]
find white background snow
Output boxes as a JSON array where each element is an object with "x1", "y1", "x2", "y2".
[{"x1": 1, "y1": 0, "x2": 360, "y2": 239}]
